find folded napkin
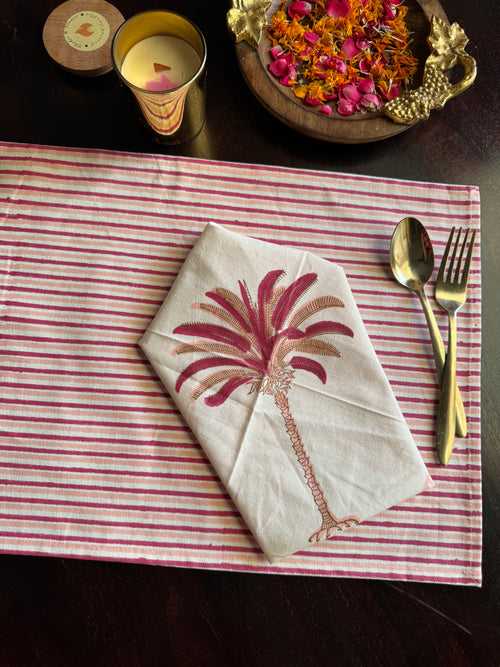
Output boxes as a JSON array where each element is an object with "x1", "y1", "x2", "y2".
[{"x1": 140, "y1": 222, "x2": 430, "y2": 560}]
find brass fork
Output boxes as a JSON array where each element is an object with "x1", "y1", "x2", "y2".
[{"x1": 435, "y1": 227, "x2": 476, "y2": 465}]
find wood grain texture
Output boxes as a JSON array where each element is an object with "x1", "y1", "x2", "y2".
[
  {"x1": 236, "y1": 0, "x2": 448, "y2": 143},
  {"x1": 1, "y1": 0, "x2": 499, "y2": 665},
  {"x1": 42, "y1": 0, "x2": 124, "y2": 76}
]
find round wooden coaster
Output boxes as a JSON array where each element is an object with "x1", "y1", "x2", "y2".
[
  {"x1": 43, "y1": 0, "x2": 125, "y2": 76},
  {"x1": 236, "y1": 0, "x2": 448, "y2": 144}
]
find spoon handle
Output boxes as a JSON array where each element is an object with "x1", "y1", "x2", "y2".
[{"x1": 418, "y1": 290, "x2": 467, "y2": 438}]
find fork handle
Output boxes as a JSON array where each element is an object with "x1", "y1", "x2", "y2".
[
  {"x1": 437, "y1": 313, "x2": 457, "y2": 465},
  {"x1": 418, "y1": 291, "x2": 467, "y2": 438}
]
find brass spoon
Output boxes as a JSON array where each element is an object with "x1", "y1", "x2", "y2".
[{"x1": 390, "y1": 217, "x2": 467, "y2": 438}]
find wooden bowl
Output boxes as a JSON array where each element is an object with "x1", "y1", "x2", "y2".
[{"x1": 235, "y1": 0, "x2": 448, "y2": 143}]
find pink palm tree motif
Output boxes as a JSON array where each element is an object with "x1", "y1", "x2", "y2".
[{"x1": 173, "y1": 269, "x2": 359, "y2": 543}]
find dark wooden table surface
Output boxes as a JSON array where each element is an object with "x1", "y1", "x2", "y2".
[{"x1": 1, "y1": 1, "x2": 499, "y2": 665}]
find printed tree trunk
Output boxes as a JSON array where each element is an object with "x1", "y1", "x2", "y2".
[
  {"x1": 173, "y1": 268, "x2": 360, "y2": 543},
  {"x1": 274, "y1": 390, "x2": 358, "y2": 542}
]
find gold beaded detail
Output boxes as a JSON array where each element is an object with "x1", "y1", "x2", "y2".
[{"x1": 384, "y1": 16, "x2": 477, "y2": 125}]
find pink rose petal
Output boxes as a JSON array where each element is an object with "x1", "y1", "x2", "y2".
[
  {"x1": 334, "y1": 58, "x2": 348, "y2": 74},
  {"x1": 337, "y1": 98, "x2": 355, "y2": 115},
  {"x1": 361, "y1": 92, "x2": 382, "y2": 109},
  {"x1": 280, "y1": 66, "x2": 297, "y2": 86},
  {"x1": 318, "y1": 55, "x2": 346, "y2": 73},
  {"x1": 304, "y1": 31, "x2": 320, "y2": 45},
  {"x1": 359, "y1": 57, "x2": 371, "y2": 73},
  {"x1": 300, "y1": 46, "x2": 313, "y2": 57},
  {"x1": 270, "y1": 45, "x2": 285, "y2": 59},
  {"x1": 383, "y1": 1, "x2": 397, "y2": 20},
  {"x1": 319, "y1": 104, "x2": 333, "y2": 116},
  {"x1": 341, "y1": 82, "x2": 363, "y2": 104},
  {"x1": 305, "y1": 95, "x2": 323, "y2": 106},
  {"x1": 324, "y1": 89, "x2": 337, "y2": 101},
  {"x1": 357, "y1": 77, "x2": 375, "y2": 94},
  {"x1": 385, "y1": 82, "x2": 401, "y2": 100},
  {"x1": 268, "y1": 58, "x2": 290, "y2": 78},
  {"x1": 356, "y1": 38, "x2": 369, "y2": 50},
  {"x1": 288, "y1": 0, "x2": 312, "y2": 19},
  {"x1": 341, "y1": 37, "x2": 361, "y2": 59},
  {"x1": 326, "y1": 0, "x2": 350, "y2": 18}
]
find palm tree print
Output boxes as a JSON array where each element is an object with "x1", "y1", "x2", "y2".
[{"x1": 173, "y1": 269, "x2": 359, "y2": 543}]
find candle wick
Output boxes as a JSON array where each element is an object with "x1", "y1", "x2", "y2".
[{"x1": 154, "y1": 62, "x2": 172, "y2": 72}]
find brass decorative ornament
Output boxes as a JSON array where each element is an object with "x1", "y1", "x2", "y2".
[
  {"x1": 384, "y1": 16, "x2": 477, "y2": 124},
  {"x1": 227, "y1": 0, "x2": 272, "y2": 50}
]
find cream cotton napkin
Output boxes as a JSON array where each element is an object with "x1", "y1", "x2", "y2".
[{"x1": 140, "y1": 222, "x2": 430, "y2": 561}]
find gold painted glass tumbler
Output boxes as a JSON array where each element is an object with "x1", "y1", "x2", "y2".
[{"x1": 112, "y1": 11, "x2": 207, "y2": 144}]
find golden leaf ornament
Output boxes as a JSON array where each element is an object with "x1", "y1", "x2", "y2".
[{"x1": 227, "y1": 0, "x2": 272, "y2": 49}]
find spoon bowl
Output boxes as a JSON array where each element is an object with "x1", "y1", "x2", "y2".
[{"x1": 390, "y1": 216, "x2": 434, "y2": 293}]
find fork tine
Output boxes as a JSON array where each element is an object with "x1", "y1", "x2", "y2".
[
  {"x1": 446, "y1": 227, "x2": 462, "y2": 282},
  {"x1": 454, "y1": 228, "x2": 469, "y2": 283},
  {"x1": 460, "y1": 229, "x2": 477, "y2": 287},
  {"x1": 437, "y1": 227, "x2": 455, "y2": 282}
]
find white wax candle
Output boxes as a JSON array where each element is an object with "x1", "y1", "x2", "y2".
[{"x1": 121, "y1": 35, "x2": 201, "y2": 91}]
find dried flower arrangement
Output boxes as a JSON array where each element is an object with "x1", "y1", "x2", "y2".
[{"x1": 267, "y1": 0, "x2": 418, "y2": 116}]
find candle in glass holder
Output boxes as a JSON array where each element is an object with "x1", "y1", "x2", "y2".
[
  {"x1": 120, "y1": 35, "x2": 201, "y2": 92},
  {"x1": 112, "y1": 10, "x2": 207, "y2": 143}
]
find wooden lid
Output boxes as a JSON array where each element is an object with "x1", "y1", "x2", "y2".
[{"x1": 43, "y1": 0, "x2": 125, "y2": 76}]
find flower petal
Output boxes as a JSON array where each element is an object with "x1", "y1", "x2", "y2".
[
  {"x1": 359, "y1": 57, "x2": 371, "y2": 73},
  {"x1": 337, "y1": 99, "x2": 355, "y2": 115},
  {"x1": 357, "y1": 77, "x2": 375, "y2": 94},
  {"x1": 341, "y1": 37, "x2": 361, "y2": 59},
  {"x1": 383, "y1": 1, "x2": 397, "y2": 20},
  {"x1": 319, "y1": 104, "x2": 333, "y2": 116},
  {"x1": 341, "y1": 83, "x2": 363, "y2": 104},
  {"x1": 326, "y1": 0, "x2": 350, "y2": 18},
  {"x1": 323, "y1": 89, "x2": 337, "y2": 100},
  {"x1": 280, "y1": 66, "x2": 297, "y2": 86},
  {"x1": 304, "y1": 31, "x2": 320, "y2": 44},
  {"x1": 334, "y1": 58, "x2": 348, "y2": 74},
  {"x1": 387, "y1": 82, "x2": 401, "y2": 100},
  {"x1": 361, "y1": 92, "x2": 382, "y2": 109},
  {"x1": 270, "y1": 45, "x2": 285, "y2": 59},
  {"x1": 305, "y1": 95, "x2": 323, "y2": 106},
  {"x1": 288, "y1": 0, "x2": 312, "y2": 19},
  {"x1": 268, "y1": 58, "x2": 290, "y2": 78}
]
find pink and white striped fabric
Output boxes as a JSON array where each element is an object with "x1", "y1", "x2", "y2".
[{"x1": 0, "y1": 141, "x2": 481, "y2": 585}]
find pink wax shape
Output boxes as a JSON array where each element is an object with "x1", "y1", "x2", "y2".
[{"x1": 145, "y1": 73, "x2": 176, "y2": 91}]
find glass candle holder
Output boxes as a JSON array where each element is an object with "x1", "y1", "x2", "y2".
[{"x1": 112, "y1": 10, "x2": 207, "y2": 144}]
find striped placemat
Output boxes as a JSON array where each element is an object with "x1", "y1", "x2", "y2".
[{"x1": 0, "y1": 141, "x2": 482, "y2": 585}]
